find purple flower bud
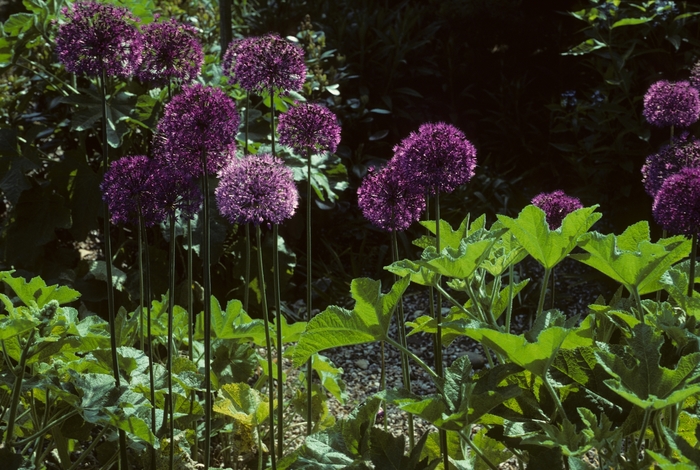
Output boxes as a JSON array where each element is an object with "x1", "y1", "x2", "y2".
[
  {"x1": 643, "y1": 80, "x2": 700, "y2": 128},
  {"x1": 222, "y1": 33, "x2": 306, "y2": 95},
  {"x1": 153, "y1": 83, "x2": 240, "y2": 177},
  {"x1": 138, "y1": 18, "x2": 203, "y2": 86},
  {"x1": 215, "y1": 154, "x2": 299, "y2": 226},
  {"x1": 641, "y1": 132, "x2": 700, "y2": 198},
  {"x1": 531, "y1": 190, "x2": 583, "y2": 230},
  {"x1": 392, "y1": 122, "x2": 477, "y2": 195},
  {"x1": 357, "y1": 163, "x2": 426, "y2": 232},
  {"x1": 55, "y1": 0, "x2": 143, "y2": 78},
  {"x1": 653, "y1": 167, "x2": 700, "y2": 236},
  {"x1": 277, "y1": 102, "x2": 341, "y2": 156}
]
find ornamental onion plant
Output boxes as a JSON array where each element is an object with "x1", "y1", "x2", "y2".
[{"x1": 55, "y1": 2, "x2": 144, "y2": 466}]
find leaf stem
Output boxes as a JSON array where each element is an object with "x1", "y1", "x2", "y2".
[
  {"x1": 4, "y1": 333, "x2": 35, "y2": 449},
  {"x1": 506, "y1": 264, "x2": 515, "y2": 334},
  {"x1": 536, "y1": 267, "x2": 552, "y2": 319},
  {"x1": 688, "y1": 233, "x2": 697, "y2": 298},
  {"x1": 167, "y1": 212, "x2": 176, "y2": 469},
  {"x1": 273, "y1": 224, "x2": 284, "y2": 458},
  {"x1": 202, "y1": 150, "x2": 213, "y2": 468},
  {"x1": 384, "y1": 336, "x2": 441, "y2": 393},
  {"x1": 637, "y1": 407, "x2": 652, "y2": 460},
  {"x1": 305, "y1": 147, "x2": 314, "y2": 435},
  {"x1": 543, "y1": 373, "x2": 568, "y2": 422},
  {"x1": 458, "y1": 429, "x2": 500, "y2": 470}
]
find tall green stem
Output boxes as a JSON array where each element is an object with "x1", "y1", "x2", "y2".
[
  {"x1": 243, "y1": 95, "x2": 251, "y2": 313},
  {"x1": 4, "y1": 334, "x2": 34, "y2": 449},
  {"x1": 99, "y1": 69, "x2": 128, "y2": 469},
  {"x1": 187, "y1": 219, "x2": 198, "y2": 459},
  {"x1": 536, "y1": 267, "x2": 552, "y2": 319},
  {"x1": 305, "y1": 150, "x2": 314, "y2": 435},
  {"x1": 433, "y1": 191, "x2": 448, "y2": 470},
  {"x1": 202, "y1": 152, "x2": 213, "y2": 468},
  {"x1": 167, "y1": 213, "x2": 176, "y2": 468},
  {"x1": 689, "y1": 233, "x2": 697, "y2": 298},
  {"x1": 256, "y1": 225, "x2": 277, "y2": 469},
  {"x1": 384, "y1": 337, "x2": 441, "y2": 389},
  {"x1": 391, "y1": 232, "x2": 414, "y2": 450},
  {"x1": 273, "y1": 224, "x2": 284, "y2": 458},
  {"x1": 506, "y1": 264, "x2": 515, "y2": 333}
]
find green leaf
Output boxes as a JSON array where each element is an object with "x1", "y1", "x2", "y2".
[
  {"x1": 292, "y1": 276, "x2": 409, "y2": 367},
  {"x1": 521, "y1": 418, "x2": 591, "y2": 457},
  {"x1": 497, "y1": 205, "x2": 601, "y2": 270},
  {"x1": 418, "y1": 216, "x2": 473, "y2": 250},
  {"x1": 194, "y1": 296, "x2": 265, "y2": 343},
  {"x1": 481, "y1": 230, "x2": 527, "y2": 276},
  {"x1": 612, "y1": 17, "x2": 653, "y2": 28},
  {"x1": 384, "y1": 259, "x2": 438, "y2": 286},
  {"x1": 214, "y1": 382, "x2": 270, "y2": 426},
  {"x1": 563, "y1": 39, "x2": 607, "y2": 56},
  {"x1": 0, "y1": 271, "x2": 80, "y2": 307},
  {"x1": 595, "y1": 323, "x2": 700, "y2": 410},
  {"x1": 572, "y1": 222, "x2": 691, "y2": 295},
  {"x1": 313, "y1": 353, "x2": 347, "y2": 403},
  {"x1": 420, "y1": 237, "x2": 499, "y2": 279},
  {"x1": 661, "y1": 425, "x2": 700, "y2": 465}
]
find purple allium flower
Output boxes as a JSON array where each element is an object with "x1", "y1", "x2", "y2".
[
  {"x1": 152, "y1": 163, "x2": 203, "y2": 220},
  {"x1": 531, "y1": 190, "x2": 583, "y2": 230},
  {"x1": 100, "y1": 155, "x2": 167, "y2": 226},
  {"x1": 357, "y1": 164, "x2": 426, "y2": 232},
  {"x1": 392, "y1": 122, "x2": 477, "y2": 195},
  {"x1": 55, "y1": 0, "x2": 143, "y2": 78},
  {"x1": 641, "y1": 132, "x2": 700, "y2": 197},
  {"x1": 691, "y1": 60, "x2": 700, "y2": 90},
  {"x1": 643, "y1": 80, "x2": 700, "y2": 128},
  {"x1": 215, "y1": 154, "x2": 299, "y2": 226},
  {"x1": 277, "y1": 102, "x2": 341, "y2": 156},
  {"x1": 222, "y1": 33, "x2": 306, "y2": 95},
  {"x1": 153, "y1": 83, "x2": 240, "y2": 177},
  {"x1": 652, "y1": 167, "x2": 700, "y2": 236},
  {"x1": 137, "y1": 17, "x2": 203, "y2": 86}
]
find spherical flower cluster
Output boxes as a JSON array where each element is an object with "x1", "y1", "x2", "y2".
[
  {"x1": 152, "y1": 165, "x2": 203, "y2": 220},
  {"x1": 641, "y1": 132, "x2": 700, "y2": 197},
  {"x1": 223, "y1": 34, "x2": 306, "y2": 95},
  {"x1": 55, "y1": 0, "x2": 143, "y2": 78},
  {"x1": 691, "y1": 60, "x2": 700, "y2": 90},
  {"x1": 153, "y1": 83, "x2": 240, "y2": 177},
  {"x1": 642, "y1": 80, "x2": 700, "y2": 128},
  {"x1": 215, "y1": 154, "x2": 299, "y2": 226},
  {"x1": 357, "y1": 164, "x2": 426, "y2": 232},
  {"x1": 101, "y1": 155, "x2": 165, "y2": 226},
  {"x1": 392, "y1": 122, "x2": 477, "y2": 195},
  {"x1": 652, "y1": 167, "x2": 700, "y2": 236},
  {"x1": 531, "y1": 190, "x2": 583, "y2": 230},
  {"x1": 277, "y1": 102, "x2": 341, "y2": 156},
  {"x1": 137, "y1": 17, "x2": 203, "y2": 86}
]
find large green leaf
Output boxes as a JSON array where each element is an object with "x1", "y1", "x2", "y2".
[
  {"x1": 420, "y1": 237, "x2": 499, "y2": 280},
  {"x1": 573, "y1": 222, "x2": 691, "y2": 295},
  {"x1": 384, "y1": 259, "x2": 438, "y2": 286},
  {"x1": 292, "y1": 276, "x2": 410, "y2": 367},
  {"x1": 480, "y1": 229, "x2": 527, "y2": 277},
  {"x1": 213, "y1": 382, "x2": 270, "y2": 426},
  {"x1": 194, "y1": 296, "x2": 265, "y2": 343},
  {"x1": 496, "y1": 205, "x2": 601, "y2": 269},
  {"x1": 0, "y1": 271, "x2": 80, "y2": 308},
  {"x1": 595, "y1": 323, "x2": 700, "y2": 410}
]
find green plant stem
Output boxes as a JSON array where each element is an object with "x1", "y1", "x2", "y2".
[
  {"x1": 245, "y1": 224, "x2": 251, "y2": 313},
  {"x1": 138, "y1": 213, "x2": 157, "y2": 470},
  {"x1": 391, "y1": 231, "x2": 414, "y2": 450},
  {"x1": 506, "y1": 264, "x2": 515, "y2": 333},
  {"x1": 4, "y1": 334, "x2": 35, "y2": 449},
  {"x1": 14, "y1": 409, "x2": 80, "y2": 448},
  {"x1": 536, "y1": 267, "x2": 551, "y2": 319},
  {"x1": 67, "y1": 424, "x2": 110, "y2": 470},
  {"x1": 187, "y1": 218, "x2": 198, "y2": 460},
  {"x1": 305, "y1": 149, "x2": 314, "y2": 435},
  {"x1": 167, "y1": 213, "x2": 176, "y2": 469},
  {"x1": 459, "y1": 429, "x2": 499, "y2": 470},
  {"x1": 256, "y1": 225, "x2": 277, "y2": 470},
  {"x1": 543, "y1": 374, "x2": 567, "y2": 422},
  {"x1": 202, "y1": 151, "x2": 213, "y2": 468},
  {"x1": 99, "y1": 69, "x2": 128, "y2": 470},
  {"x1": 385, "y1": 337, "x2": 441, "y2": 391},
  {"x1": 637, "y1": 407, "x2": 652, "y2": 460},
  {"x1": 632, "y1": 288, "x2": 645, "y2": 323},
  {"x1": 273, "y1": 224, "x2": 284, "y2": 458},
  {"x1": 689, "y1": 233, "x2": 697, "y2": 298}
]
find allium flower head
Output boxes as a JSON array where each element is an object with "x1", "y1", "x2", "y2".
[
  {"x1": 652, "y1": 167, "x2": 700, "y2": 236},
  {"x1": 641, "y1": 132, "x2": 700, "y2": 197},
  {"x1": 137, "y1": 17, "x2": 203, "y2": 86},
  {"x1": 216, "y1": 154, "x2": 299, "y2": 226},
  {"x1": 643, "y1": 80, "x2": 700, "y2": 128},
  {"x1": 277, "y1": 102, "x2": 341, "y2": 156},
  {"x1": 101, "y1": 155, "x2": 166, "y2": 226},
  {"x1": 691, "y1": 60, "x2": 700, "y2": 90},
  {"x1": 392, "y1": 122, "x2": 477, "y2": 195},
  {"x1": 151, "y1": 163, "x2": 203, "y2": 220},
  {"x1": 531, "y1": 190, "x2": 583, "y2": 230},
  {"x1": 55, "y1": 0, "x2": 143, "y2": 78},
  {"x1": 357, "y1": 163, "x2": 426, "y2": 232},
  {"x1": 153, "y1": 83, "x2": 240, "y2": 177},
  {"x1": 223, "y1": 33, "x2": 306, "y2": 94}
]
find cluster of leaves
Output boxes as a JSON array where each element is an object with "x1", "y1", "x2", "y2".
[
  {"x1": 0, "y1": 270, "x2": 347, "y2": 469},
  {"x1": 282, "y1": 204, "x2": 700, "y2": 468}
]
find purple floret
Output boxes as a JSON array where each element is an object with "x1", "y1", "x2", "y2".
[
  {"x1": 55, "y1": 0, "x2": 143, "y2": 78},
  {"x1": 643, "y1": 80, "x2": 700, "y2": 128},
  {"x1": 223, "y1": 33, "x2": 306, "y2": 95},
  {"x1": 357, "y1": 163, "x2": 426, "y2": 232},
  {"x1": 153, "y1": 83, "x2": 240, "y2": 178},
  {"x1": 531, "y1": 190, "x2": 583, "y2": 230},
  {"x1": 137, "y1": 17, "x2": 203, "y2": 86},
  {"x1": 392, "y1": 122, "x2": 477, "y2": 195},
  {"x1": 641, "y1": 132, "x2": 700, "y2": 198},
  {"x1": 653, "y1": 167, "x2": 700, "y2": 236},
  {"x1": 277, "y1": 102, "x2": 341, "y2": 156},
  {"x1": 215, "y1": 154, "x2": 299, "y2": 226}
]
